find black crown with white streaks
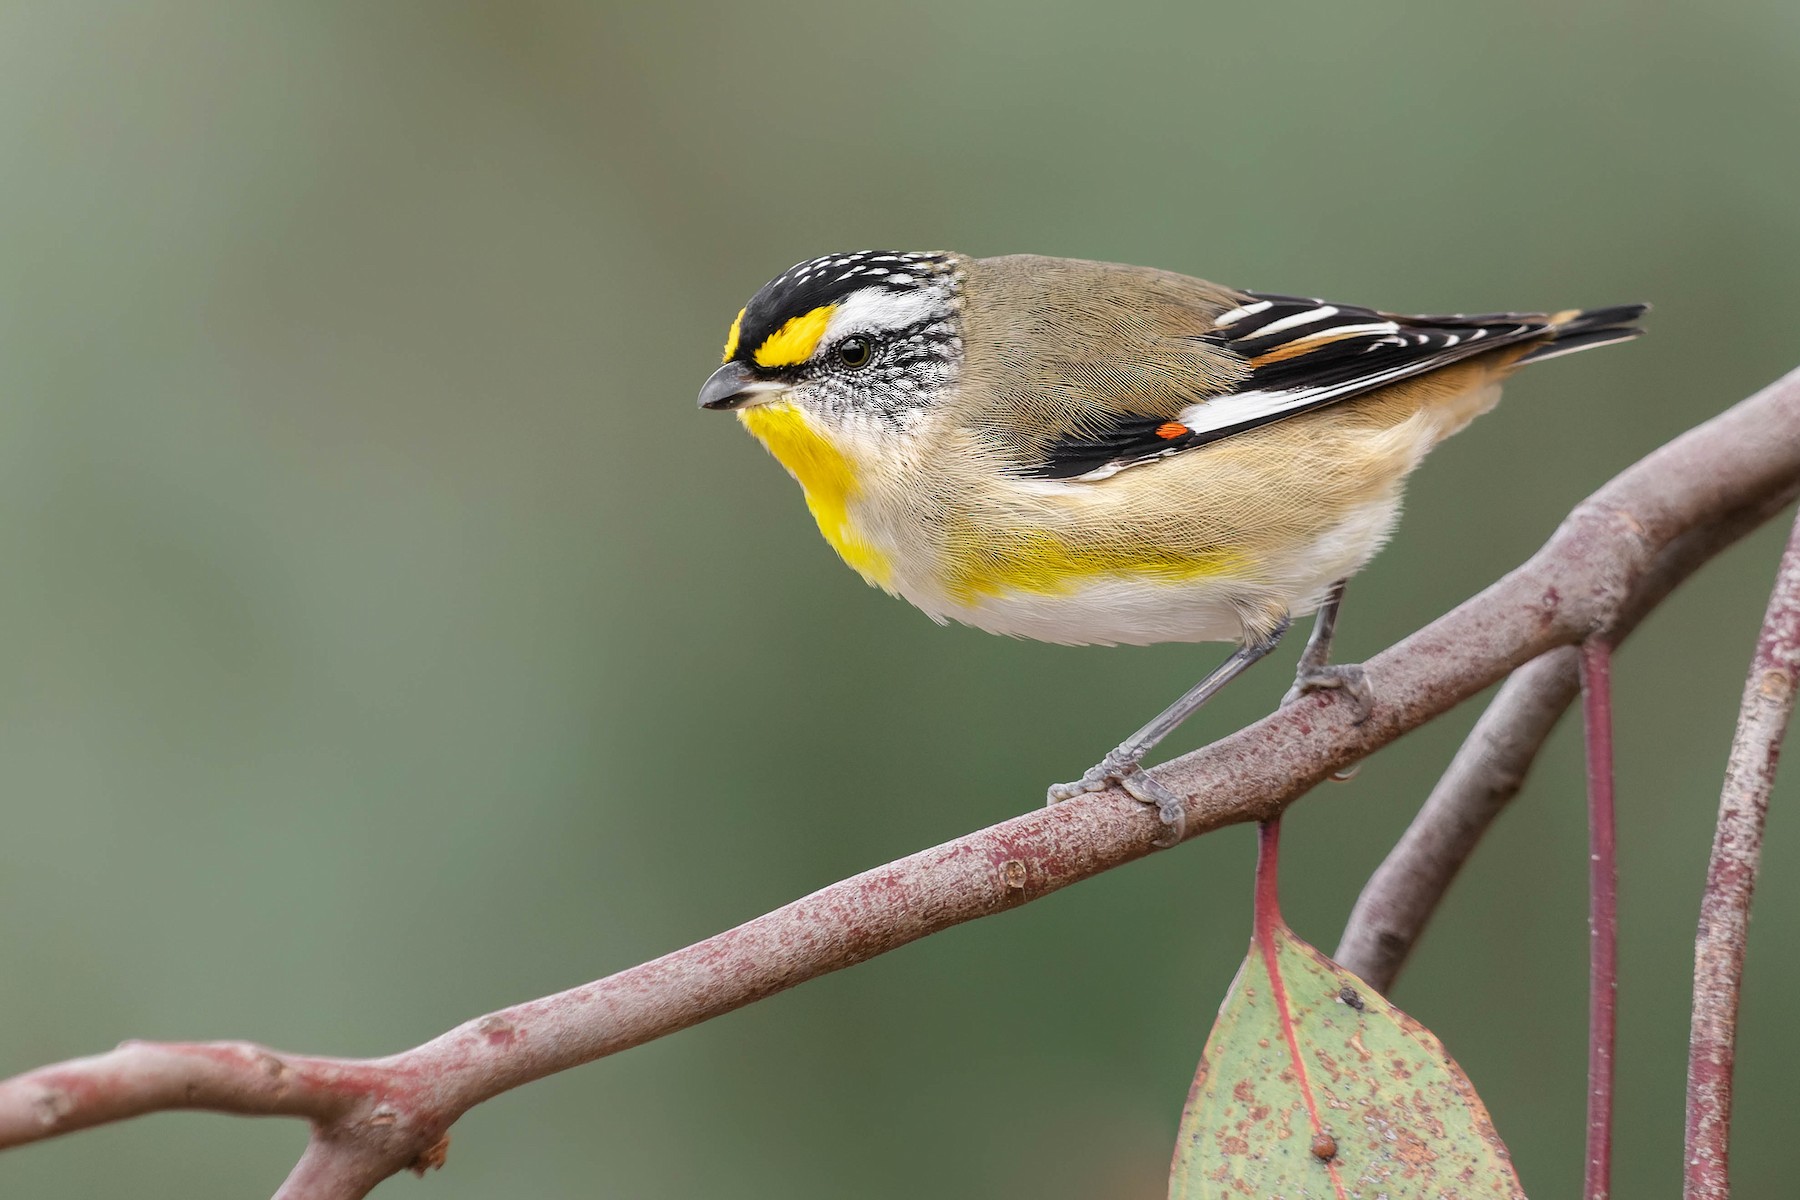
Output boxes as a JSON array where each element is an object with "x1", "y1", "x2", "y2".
[{"x1": 728, "y1": 251, "x2": 954, "y2": 369}]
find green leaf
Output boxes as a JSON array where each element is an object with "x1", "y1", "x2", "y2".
[{"x1": 1169, "y1": 918, "x2": 1527, "y2": 1199}]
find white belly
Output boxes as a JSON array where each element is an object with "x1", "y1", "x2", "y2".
[
  {"x1": 919, "y1": 575, "x2": 1255, "y2": 646},
  {"x1": 894, "y1": 497, "x2": 1402, "y2": 647}
]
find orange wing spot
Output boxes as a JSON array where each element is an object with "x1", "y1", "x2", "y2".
[
  {"x1": 1154, "y1": 421, "x2": 1189, "y2": 440},
  {"x1": 1248, "y1": 329, "x2": 1360, "y2": 368}
]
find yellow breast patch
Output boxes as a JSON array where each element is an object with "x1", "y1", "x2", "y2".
[
  {"x1": 752, "y1": 305, "x2": 837, "y2": 368},
  {"x1": 738, "y1": 402, "x2": 892, "y2": 587},
  {"x1": 942, "y1": 527, "x2": 1246, "y2": 604}
]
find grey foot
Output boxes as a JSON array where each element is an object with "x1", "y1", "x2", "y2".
[
  {"x1": 1047, "y1": 754, "x2": 1186, "y2": 848},
  {"x1": 1282, "y1": 662, "x2": 1374, "y2": 723}
]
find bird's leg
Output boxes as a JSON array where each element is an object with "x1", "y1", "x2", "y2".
[
  {"x1": 1281, "y1": 578, "x2": 1373, "y2": 721},
  {"x1": 1047, "y1": 618, "x2": 1290, "y2": 848}
]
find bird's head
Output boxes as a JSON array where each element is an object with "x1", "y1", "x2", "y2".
[{"x1": 697, "y1": 251, "x2": 964, "y2": 442}]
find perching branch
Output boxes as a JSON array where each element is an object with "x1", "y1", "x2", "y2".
[
  {"x1": 1684, "y1": 507, "x2": 1800, "y2": 1200},
  {"x1": 2, "y1": 366, "x2": 1798, "y2": 1198},
  {"x1": 1334, "y1": 479, "x2": 1800, "y2": 993}
]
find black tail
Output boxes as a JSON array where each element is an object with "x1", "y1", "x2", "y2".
[{"x1": 1516, "y1": 303, "x2": 1650, "y2": 364}]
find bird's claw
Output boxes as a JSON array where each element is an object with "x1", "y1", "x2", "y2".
[
  {"x1": 1283, "y1": 662, "x2": 1374, "y2": 724},
  {"x1": 1046, "y1": 767, "x2": 1111, "y2": 805},
  {"x1": 1047, "y1": 755, "x2": 1186, "y2": 848},
  {"x1": 1119, "y1": 769, "x2": 1187, "y2": 847}
]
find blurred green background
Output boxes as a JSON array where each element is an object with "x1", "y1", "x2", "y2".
[{"x1": 1, "y1": 2, "x2": 1796, "y2": 1196}]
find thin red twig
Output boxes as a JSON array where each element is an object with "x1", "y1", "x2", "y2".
[
  {"x1": 1251, "y1": 819, "x2": 1348, "y2": 1199},
  {"x1": 1254, "y1": 819, "x2": 1284, "y2": 937},
  {"x1": 1684, "y1": 509, "x2": 1800, "y2": 1200},
  {"x1": 1579, "y1": 639, "x2": 1618, "y2": 1200}
]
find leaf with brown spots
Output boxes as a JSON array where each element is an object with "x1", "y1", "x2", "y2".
[{"x1": 1169, "y1": 823, "x2": 1525, "y2": 1199}]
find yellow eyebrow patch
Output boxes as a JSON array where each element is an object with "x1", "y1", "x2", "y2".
[
  {"x1": 753, "y1": 304, "x2": 837, "y2": 368},
  {"x1": 721, "y1": 307, "x2": 745, "y2": 363}
]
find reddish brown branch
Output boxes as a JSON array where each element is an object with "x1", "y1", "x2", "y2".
[
  {"x1": 1334, "y1": 651, "x2": 1577, "y2": 988},
  {"x1": 1335, "y1": 481, "x2": 1800, "y2": 993},
  {"x1": 1684, "y1": 508, "x2": 1800, "y2": 1200},
  {"x1": 1580, "y1": 640, "x2": 1618, "y2": 1200},
  {"x1": 0, "y1": 366, "x2": 1797, "y2": 1198}
]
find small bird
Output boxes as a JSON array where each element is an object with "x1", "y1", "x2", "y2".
[{"x1": 698, "y1": 252, "x2": 1644, "y2": 844}]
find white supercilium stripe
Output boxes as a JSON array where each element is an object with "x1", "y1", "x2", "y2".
[{"x1": 821, "y1": 288, "x2": 942, "y2": 343}]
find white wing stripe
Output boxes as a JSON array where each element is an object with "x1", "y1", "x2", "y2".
[
  {"x1": 1249, "y1": 305, "x2": 1340, "y2": 339},
  {"x1": 1212, "y1": 299, "x2": 1273, "y2": 328},
  {"x1": 1260, "y1": 320, "x2": 1398, "y2": 350},
  {"x1": 1175, "y1": 354, "x2": 1459, "y2": 434},
  {"x1": 1176, "y1": 390, "x2": 1319, "y2": 433}
]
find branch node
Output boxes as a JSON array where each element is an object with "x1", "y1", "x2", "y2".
[
  {"x1": 1755, "y1": 667, "x2": 1791, "y2": 701},
  {"x1": 410, "y1": 1134, "x2": 451, "y2": 1176},
  {"x1": 31, "y1": 1088, "x2": 72, "y2": 1128}
]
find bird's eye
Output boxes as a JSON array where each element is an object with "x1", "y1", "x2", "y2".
[{"x1": 836, "y1": 336, "x2": 873, "y2": 370}]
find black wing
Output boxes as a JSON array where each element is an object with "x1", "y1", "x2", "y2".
[{"x1": 1025, "y1": 293, "x2": 1644, "y2": 481}]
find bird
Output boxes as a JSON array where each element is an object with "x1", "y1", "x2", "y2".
[{"x1": 697, "y1": 251, "x2": 1645, "y2": 845}]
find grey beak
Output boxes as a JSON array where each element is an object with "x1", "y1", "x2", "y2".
[{"x1": 697, "y1": 361, "x2": 783, "y2": 411}]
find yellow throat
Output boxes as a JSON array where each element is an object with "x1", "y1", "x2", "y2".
[{"x1": 737, "y1": 402, "x2": 893, "y2": 588}]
